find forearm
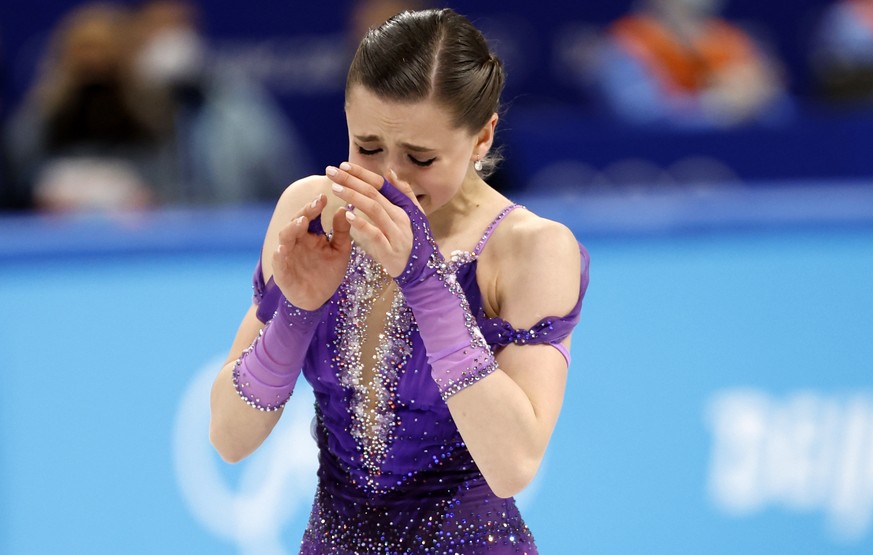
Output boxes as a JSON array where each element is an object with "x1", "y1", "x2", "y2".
[
  {"x1": 404, "y1": 279, "x2": 551, "y2": 497},
  {"x1": 364, "y1": 179, "x2": 553, "y2": 495},
  {"x1": 446, "y1": 368, "x2": 547, "y2": 498},
  {"x1": 209, "y1": 362, "x2": 283, "y2": 463},
  {"x1": 210, "y1": 297, "x2": 323, "y2": 462}
]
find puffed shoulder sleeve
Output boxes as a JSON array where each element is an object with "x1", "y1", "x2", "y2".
[{"x1": 479, "y1": 242, "x2": 590, "y2": 364}]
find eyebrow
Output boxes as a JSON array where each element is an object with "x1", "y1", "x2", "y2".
[{"x1": 354, "y1": 135, "x2": 436, "y2": 153}]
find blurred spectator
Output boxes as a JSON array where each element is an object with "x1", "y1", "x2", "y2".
[
  {"x1": 3, "y1": 3, "x2": 171, "y2": 212},
  {"x1": 810, "y1": 0, "x2": 873, "y2": 105},
  {"x1": 132, "y1": 0, "x2": 312, "y2": 205},
  {"x1": 1, "y1": 30, "x2": 13, "y2": 211},
  {"x1": 582, "y1": 0, "x2": 792, "y2": 128}
]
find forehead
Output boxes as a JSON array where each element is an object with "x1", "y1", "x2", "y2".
[{"x1": 345, "y1": 86, "x2": 467, "y2": 144}]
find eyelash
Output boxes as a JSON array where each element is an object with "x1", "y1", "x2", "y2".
[
  {"x1": 409, "y1": 156, "x2": 436, "y2": 168},
  {"x1": 357, "y1": 146, "x2": 436, "y2": 168}
]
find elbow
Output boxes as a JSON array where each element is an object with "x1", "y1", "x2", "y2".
[
  {"x1": 489, "y1": 483, "x2": 526, "y2": 500},
  {"x1": 214, "y1": 446, "x2": 246, "y2": 465},
  {"x1": 485, "y1": 458, "x2": 540, "y2": 499},
  {"x1": 209, "y1": 422, "x2": 249, "y2": 464}
]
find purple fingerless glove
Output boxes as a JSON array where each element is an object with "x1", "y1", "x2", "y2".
[
  {"x1": 232, "y1": 212, "x2": 328, "y2": 410},
  {"x1": 380, "y1": 179, "x2": 498, "y2": 400},
  {"x1": 233, "y1": 296, "x2": 325, "y2": 411}
]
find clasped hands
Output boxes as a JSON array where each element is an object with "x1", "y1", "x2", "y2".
[{"x1": 272, "y1": 162, "x2": 429, "y2": 311}]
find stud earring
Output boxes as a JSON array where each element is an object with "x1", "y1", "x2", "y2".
[{"x1": 473, "y1": 156, "x2": 483, "y2": 172}]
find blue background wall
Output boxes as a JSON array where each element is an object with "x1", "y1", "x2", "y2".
[
  {"x1": 3, "y1": 0, "x2": 870, "y2": 192},
  {"x1": 2, "y1": 185, "x2": 873, "y2": 554},
  {"x1": 3, "y1": 1, "x2": 873, "y2": 552}
]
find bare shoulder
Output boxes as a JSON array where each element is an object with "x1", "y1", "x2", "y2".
[
  {"x1": 493, "y1": 208, "x2": 578, "y2": 258},
  {"x1": 485, "y1": 208, "x2": 582, "y2": 326},
  {"x1": 272, "y1": 175, "x2": 334, "y2": 221}
]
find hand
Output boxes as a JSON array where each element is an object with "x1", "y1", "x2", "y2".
[
  {"x1": 325, "y1": 162, "x2": 427, "y2": 278},
  {"x1": 271, "y1": 193, "x2": 352, "y2": 311}
]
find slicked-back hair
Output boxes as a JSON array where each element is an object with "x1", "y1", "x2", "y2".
[{"x1": 346, "y1": 9, "x2": 505, "y2": 174}]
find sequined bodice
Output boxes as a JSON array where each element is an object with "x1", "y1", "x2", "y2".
[
  {"x1": 304, "y1": 244, "x2": 458, "y2": 496},
  {"x1": 251, "y1": 204, "x2": 589, "y2": 554}
]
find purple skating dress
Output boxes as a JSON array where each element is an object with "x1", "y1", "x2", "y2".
[{"x1": 252, "y1": 205, "x2": 590, "y2": 554}]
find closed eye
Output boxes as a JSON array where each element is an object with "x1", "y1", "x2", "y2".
[
  {"x1": 409, "y1": 155, "x2": 436, "y2": 167},
  {"x1": 357, "y1": 146, "x2": 383, "y2": 156}
]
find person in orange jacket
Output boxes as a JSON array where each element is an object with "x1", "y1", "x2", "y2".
[{"x1": 590, "y1": 0, "x2": 792, "y2": 127}]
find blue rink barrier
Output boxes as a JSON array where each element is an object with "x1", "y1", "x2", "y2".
[{"x1": 2, "y1": 183, "x2": 873, "y2": 554}]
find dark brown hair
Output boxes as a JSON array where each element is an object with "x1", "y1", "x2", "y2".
[{"x1": 346, "y1": 8, "x2": 505, "y2": 174}]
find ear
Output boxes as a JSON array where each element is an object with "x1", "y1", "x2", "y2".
[{"x1": 473, "y1": 112, "x2": 499, "y2": 159}]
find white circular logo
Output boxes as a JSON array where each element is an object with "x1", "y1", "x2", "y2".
[{"x1": 172, "y1": 356, "x2": 319, "y2": 554}]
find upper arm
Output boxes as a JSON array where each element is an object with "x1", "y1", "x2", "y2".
[
  {"x1": 496, "y1": 218, "x2": 581, "y2": 329},
  {"x1": 490, "y1": 217, "x2": 583, "y2": 424}
]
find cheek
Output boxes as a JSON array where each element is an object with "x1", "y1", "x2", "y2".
[
  {"x1": 348, "y1": 152, "x2": 384, "y2": 176},
  {"x1": 420, "y1": 165, "x2": 467, "y2": 200}
]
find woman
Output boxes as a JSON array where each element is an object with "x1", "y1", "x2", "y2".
[
  {"x1": 4, "y1": 3, "x2": 170, "y2": 211},
  {"x1": 209, "y1": 8, "x2": 590, "y2": 554},
  {"x1": 591, "y1": 0, "x2": 789, "y2": 127}
]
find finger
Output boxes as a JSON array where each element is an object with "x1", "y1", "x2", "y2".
[
  {"x1": 330, "y1": 206, "x2": 352, "y2": 249},
  {"x1": 386, "y1": 168, "x2": 424, "y2": 213},
  {"x1": 276, "y1": 214, "x2": 308, "y2": 250},
  {"x1": 328, "y1": 179, "x2": 380, "y2": 214},
  {"x1": 279, "y1": 195, "x2": 325, "y2": 244},
  {"x1": 326, "y1": 164, "x2": 386, "y2": 199},
  {"x1": 336, "y1": 161, "x2": 385, "y2": 190},
  {"x1": 301, "y1": 194, "x2": 327, "y2": 236},
  {"x1": 327, "y1": 164, "x2": 400, "y2": 209},
  {"x1": 272, "y1": 243, "x2": 290, "y2": 273},
  {"x1": 328, "y1": 170, "x2": 401, "y2": 237},
  {"x1": 272, "y1": 219, "x2": 303, "y2": 273},
  {"x1": 344, "y1": 209, "x2": 392, "y2": 257}
]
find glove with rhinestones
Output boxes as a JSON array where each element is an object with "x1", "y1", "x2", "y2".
[
  {"x1": 380, "y1": 178, "x2": 497, "y2": 400},
  {"x1": 233, "y1": 214, "x2": 329, "y2": 411},
  {"x1": 233, "y1": 296, "x2": 325, "y2": 411}
]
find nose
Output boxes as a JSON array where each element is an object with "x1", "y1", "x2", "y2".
[
  {"x1": 373, "y1": 158, "x2": 397, "y2": 184},
  {"x1": 372, "y1": 160, "x2": 389, "y2": 179}
]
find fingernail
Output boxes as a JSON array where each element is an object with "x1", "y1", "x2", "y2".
[
  {"x1": 339, "y1": 162, "x2": 351, "y2": 171},
  {"x1": 326, "y1": 166, "x2": 338, "y2": 176},
  {"x1": 296, "y1": 216, "x2": 305, "y2": 225},
  {"x1": 331, "y1": 183, "x2": 343, "y2": 193},
  {"x1": 310, "y1": 198, "x2": 319, "y2": 208},
  {"x1": 345, "y1": 210, "x2": 357, "y2": 222}
]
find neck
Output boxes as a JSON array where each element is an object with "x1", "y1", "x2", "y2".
[{"x1": 428, "y1": 171, "x2": 488, "y2": 243}]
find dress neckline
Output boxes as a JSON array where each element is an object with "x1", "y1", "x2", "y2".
[{"x1": 445, "y1": 203, "x2": 522, "y2": 271}]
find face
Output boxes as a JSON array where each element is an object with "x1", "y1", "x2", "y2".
[
  {"x1": 64, "y1": 18, "x2": 124, "y2": 81},
  {"x1": 345, "y1": 85, "x2": 483, "y2": 214}
]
